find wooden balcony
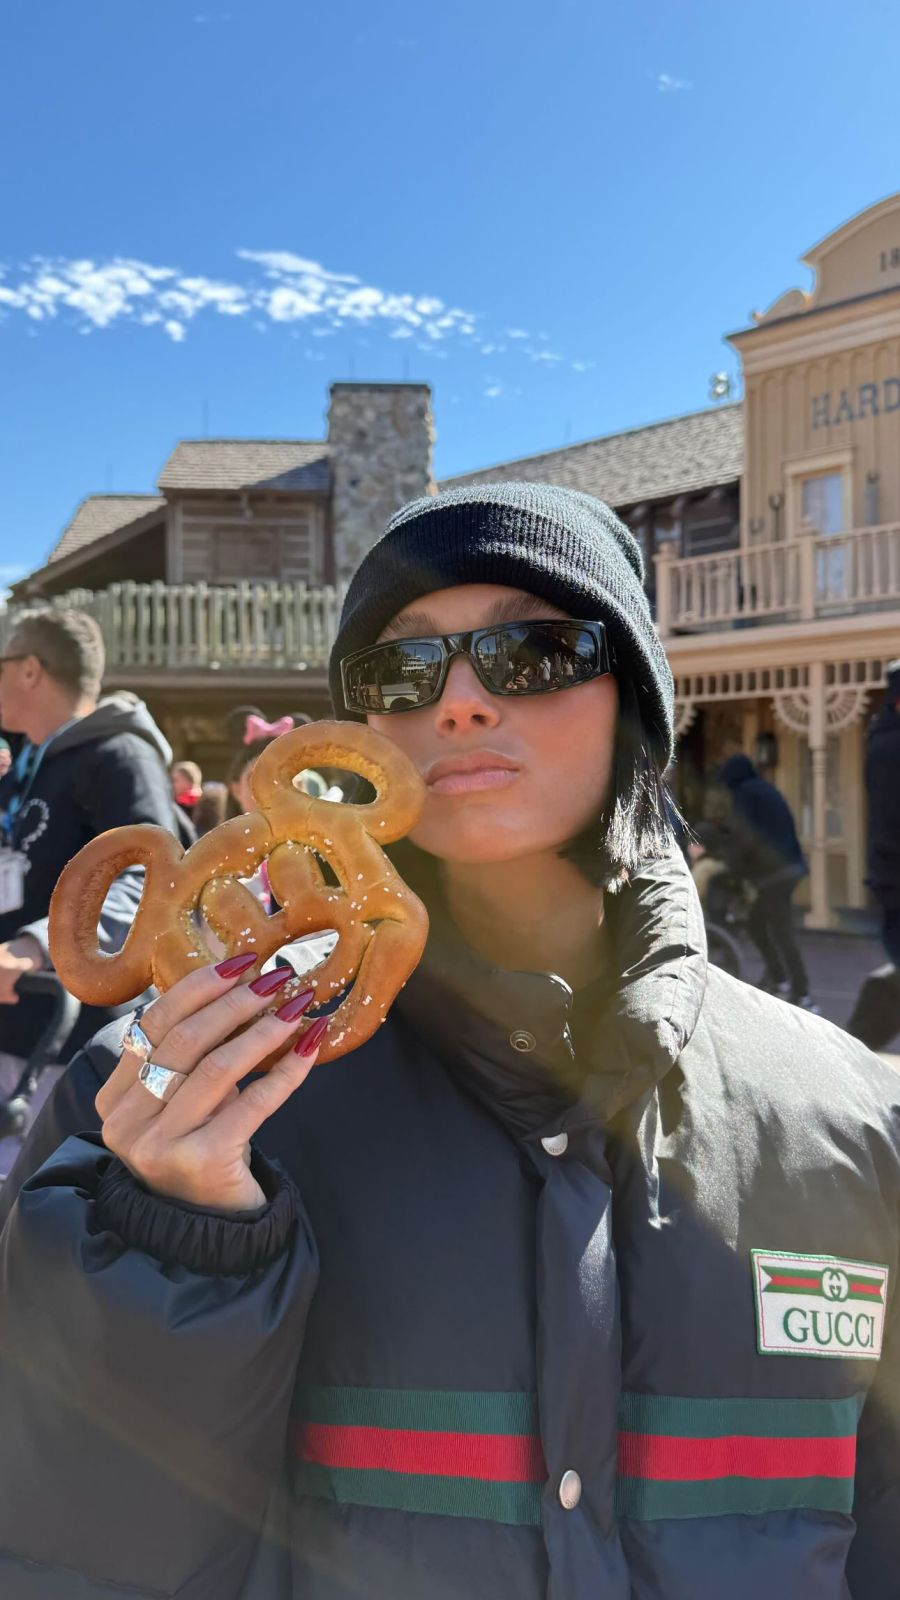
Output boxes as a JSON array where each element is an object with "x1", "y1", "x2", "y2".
[
  {"x1": 655, "y1": 523, "x2": 900, "y2": 637},
  {"x1": 1, "y1": 580, "x2": 347, "y2": 683}
]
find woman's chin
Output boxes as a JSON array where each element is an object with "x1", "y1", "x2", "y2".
[{"x1": 411, "y1": 819, "x2": 540, "y2": 866}]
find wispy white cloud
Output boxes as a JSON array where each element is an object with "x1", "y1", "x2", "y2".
[
  {"x1": 656, "y1": 71, "x2": 693, "y2": 92},
  {"x1": 0, "y1": 252, "x2": 478, "y2": 345},
  {"x1": 0, "y1": 249, "x2": 594, "y2": 373}
]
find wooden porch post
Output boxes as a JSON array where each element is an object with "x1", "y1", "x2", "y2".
[
  {"x1": 654, "y1": 544, "x2": 674, "y2": 639},
  {"x1": 804, "y1": 660, "x2": 833, "y2": 929}
]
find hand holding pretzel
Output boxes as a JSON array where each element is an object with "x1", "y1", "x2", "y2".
[
  {"x1": 94, "y1": 954, "x2": 327, "y2": 1213},
  {"x1": 49, "y1": 722, "x2": 429, "y2": 1063}
]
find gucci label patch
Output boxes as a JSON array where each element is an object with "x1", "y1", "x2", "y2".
[{"x1": 752, "y1": 1249, "x2": 889, "y2": 1360}]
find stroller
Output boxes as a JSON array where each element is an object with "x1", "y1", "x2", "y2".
[{"x1": 0, "y1": 971, "x2": 81, "y2": 1183}]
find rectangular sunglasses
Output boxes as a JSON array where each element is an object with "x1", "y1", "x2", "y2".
[{"x1": 341, "y1": 618, "x2": 611, "y2": 715}]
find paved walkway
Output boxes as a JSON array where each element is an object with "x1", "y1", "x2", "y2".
[{"x1": 737, "y1": 926, "x2": 900, "y2": 1066}]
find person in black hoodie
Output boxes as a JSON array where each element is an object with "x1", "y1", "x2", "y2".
[
  {"x1": 863, "y1": 660, "x2": 900, "y2": 966},
  {"x1": 0, "y1": 607, "x2": 191, "y2": 1057},
  {"x1": 717, "y1": 751, "x2": 815, "y2": 1008}
]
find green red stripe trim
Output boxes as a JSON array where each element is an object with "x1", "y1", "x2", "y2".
[
  {"x1": 292, "y1": 1388, "x2": 545, "y2": 1526},
  {"x1": 764, "y1": 1271, "x2": 884, "y2": 1302},
  {"x1": 616, "y1": 1393, "x2": 860, "y2": 1521},
  {"x1": 292, "y1": 1387, "x2": 861, "y2": 1526}
]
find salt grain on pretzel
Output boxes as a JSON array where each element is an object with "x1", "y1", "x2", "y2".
[{"x1": 48, "y1": 722, "x2": 429, "y2": 1063}]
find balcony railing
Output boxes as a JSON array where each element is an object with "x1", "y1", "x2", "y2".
[
  {"x1": 4, "y1": 531, "x2": 898, "y2": 674},
  {"x1": 1, "y1": 580, "x2": 346, "y2": 671},
  {"x1": 655, "y1": 523, "x2": 900, "y2": 635}
]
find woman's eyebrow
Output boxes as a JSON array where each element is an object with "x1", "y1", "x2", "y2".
[
  {"x1": 483, "y1": 594, "x2": 561, "y2": 625},
  {"x1": 378, "y1": 611, "x2": 439, "y2": 641},
  {"x1": 379, "y1": 593, "x2": 565, "y2": 641}
]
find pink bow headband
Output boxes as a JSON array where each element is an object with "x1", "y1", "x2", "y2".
[{"x1": 243, "y1": 714, "x2": 295, "y2": 746}]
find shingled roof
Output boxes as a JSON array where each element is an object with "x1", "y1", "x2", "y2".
[
  {"x1": 440, "y1": 402, "x2": 744, "y2": 507},
  {"x1": 158, "y1": 440, "x2": 331, "y2": 493},
  {"x1": 48, "y1": 495, "x2": 166, "y2": 564}
]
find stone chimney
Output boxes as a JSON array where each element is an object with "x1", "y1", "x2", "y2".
[{"x1": 327, "y1": 383, "x2": 434, "y2": 582}]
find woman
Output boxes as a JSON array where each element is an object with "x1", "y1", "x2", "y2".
[{"x1": 0, "y1": 483, "x2": 898, "y2": 1600}]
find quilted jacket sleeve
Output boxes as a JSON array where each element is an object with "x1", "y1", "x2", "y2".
[
  {"x1": 0, "y1": 1054, "x2": 319, "y2": 1599},
  {"x1": 846, "y1": 1269, "x2": 900, "y2": 1596}
]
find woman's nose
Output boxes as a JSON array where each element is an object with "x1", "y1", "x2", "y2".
[{"x1": 433, "y1": 656, "x2": 501, "y2": 733}]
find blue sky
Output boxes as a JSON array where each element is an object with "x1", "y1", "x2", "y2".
[{"x1": 2, "y1": 0, "x2": 898, "y2": 582}]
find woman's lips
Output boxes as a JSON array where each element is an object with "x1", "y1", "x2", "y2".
[{"x1": 428, "y1": 766, "x2": 519, "y2": 796}]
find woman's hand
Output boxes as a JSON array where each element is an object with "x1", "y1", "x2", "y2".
[{"x1": 96, "y1": 954, "x2": 326, "y2": 1215}]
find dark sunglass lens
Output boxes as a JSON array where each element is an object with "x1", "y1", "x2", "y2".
[
  {"x1": 477, "y1": 623, "x2": 599, "y2": 694},
  {"x1": 345, "y1": 641, "x2": 443, "y2": 713}
]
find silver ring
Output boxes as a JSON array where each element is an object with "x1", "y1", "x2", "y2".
[
  {"x1": 138, "y1": 1061, "x2": 188, "y2": 1102},
  {"x1": 124, "y1": 1005, "x2": 154, "y2": 1065}
]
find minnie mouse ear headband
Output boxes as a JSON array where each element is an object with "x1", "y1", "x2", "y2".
[
  {"x1": 243, "y1": 713, "x2": 295, "y2": 745},
  {"x1": 224, "y1": 705, "x2": 313, "y2": 745}
]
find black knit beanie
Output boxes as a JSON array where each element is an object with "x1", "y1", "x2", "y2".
[{"x1": 329, "y1": 482, "x2": 674, "y2": 765}]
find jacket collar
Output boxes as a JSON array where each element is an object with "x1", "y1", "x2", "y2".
[{"x1": 395, "y1": 847, "x2": 707, "y2": 1140}]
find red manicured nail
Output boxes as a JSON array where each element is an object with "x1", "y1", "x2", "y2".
[
  {"x1": 215, "y1": 952, "x2": 258, "y2": 979},
  {"x1": 250, "y1": 966, "x2": 294, "y2": 997},
  {"x1": 294, "y1": 1016, "x2": 329, "y2": 1057},
  {"x1": 275, "y1": 988, "x2": 316, "y2": 1023}
]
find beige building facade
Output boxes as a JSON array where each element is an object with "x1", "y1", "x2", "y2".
[{"x1": 658, "y1": 195, "x2": 900, "y2": 926}]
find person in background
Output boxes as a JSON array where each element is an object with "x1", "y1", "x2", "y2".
[
  {"x1": 717, "y1": 752, "x2": 816, "y2": 1009},
  {"x1": 171, "y1": 760, "x2": 203, "y2": 819},
  {"x1": 846, "y1": 660, "x2": 900, "y2": 1050},
  {"x1": 191, "y1": 780, "x2": 229, "y2": 838},
  {"x1": 227, "y1": 711, "x2": 335, "y2": 817},
  {"x1": 862, "y1": 659, "x2": 900, "y2": 967},
  {"x1": 0, "y1": 741, "x2": 11, "y2": 782},
  {"x1": 0, "y1": 609, "x2": 189, "y2": 1056}
]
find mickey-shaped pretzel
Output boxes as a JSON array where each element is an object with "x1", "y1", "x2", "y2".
[{"x1": 48, "y1": 722, "x2": 429, "y2": 1062}]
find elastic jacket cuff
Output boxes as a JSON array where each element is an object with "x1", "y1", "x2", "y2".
[{"x1": 94, "y1": 1147, "x2": 301, "y2": 1276}]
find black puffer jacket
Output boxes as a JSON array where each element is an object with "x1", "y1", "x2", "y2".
[
  {"x1": 865, "y1": 705, "x2": 900, "y2": 908},
  {"x1": 1, "y1": 853, "x2": 899, "y2": 1599}
]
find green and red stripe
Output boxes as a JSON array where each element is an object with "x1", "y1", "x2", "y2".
[
  {"x1": 292, "y1": 1387, "x2": 861, "y2": 1526},
  {"x1": 763, "y1": 1270, "x2": 884, "y2": 1301},
  {"x1": 293, "y1": 1388, "x2": 546, "y2": 1525},
  {"x1": 616, "y1": 1393, "x2": 860, "y2": 1520}
]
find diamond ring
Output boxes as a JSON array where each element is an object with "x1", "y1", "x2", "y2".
[
  {"x1": 138, "y1": 1062, "x2": 188, "y2": 1102},
  {"x1": 124, "y1": 1005, "x2": 154, "y2": 1064}
]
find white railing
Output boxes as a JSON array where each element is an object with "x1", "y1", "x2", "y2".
[
  {"x1": 0, "y1": 581, "x2": 347, "y2": 670},
  {"x1": 656, "y1": 523, "x2": 900, "y2": 635}
]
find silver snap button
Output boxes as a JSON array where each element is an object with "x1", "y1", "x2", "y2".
[
  {"x1": 541, "y1": 1132, "x2": 569, "y2": 1157},
  {"x1": 509, "y1": 1029, "x2": 536, "y2": 1053},
  {"x1": 559, "y1": 1469, "x2": 582, "y2": 1510}
]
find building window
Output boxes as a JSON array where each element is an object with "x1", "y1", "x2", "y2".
[
  {"x1": 797, "y1": 471, "x2": 848, "y2": 603},
  {"x1": 214, "y1": 528, "x2": 279, "y2": 580},
  {"x1": 682, "y1": 515, "x2": 739, "y2": 557},
  {"x1": 799, "y1": 472, "x2": 845, "y2": 536}
]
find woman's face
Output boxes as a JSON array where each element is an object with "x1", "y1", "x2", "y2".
[{"x1": 366, "y1": 584, "x2": 618, "y2": 865}]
